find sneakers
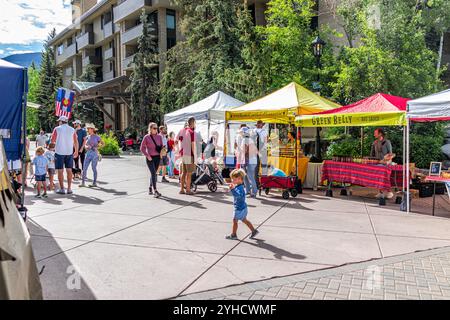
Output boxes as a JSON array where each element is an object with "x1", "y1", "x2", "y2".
[
  {"x1": 250, "y1": 229, "x2": 259, "y2": 239},
  {"x1": 56, "y1": 189, "x2": 66, "y2": 195},
  {"x1": 79, "y1": 183, "x2": 87, "y2": 188},
  {"x1": 35, "y1": 194, "x2": 42, "y2": 199},
  {"x1": 89, "y1": 183, "x2": 98, "y2": 188},
  {"x1": 67, "y1": 189, "x2": 73, "y2": 195},
  {"x1": 161, "y1": 177, "x2": 169, "y2": 183},
  {"x1": 42, "y1": 193, "x2": 48, "y2": 198},
  {"x1": 149, "y1": 188, "x2": 153, "y2": 195},
  {"x1": 154, "y1": 190, "x2": 162, "y2": 198},
  {"x1": 226, "y1": 234, "x2": 238, "y2": 240}
]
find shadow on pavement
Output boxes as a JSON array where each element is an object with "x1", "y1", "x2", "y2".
[
  {"x1": 242, "y1": 239, "x2": 306, "y2": 261},
  {"x1": 158, "y1": 195, "x2": 206, "y2": 209},
  {"x1": 27, "y1": 219, "x2": 96, "y2": 299}
]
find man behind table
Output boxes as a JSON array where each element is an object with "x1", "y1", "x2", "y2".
[
  {"x1": 371, "y1": 128, "x2": 394, "y2": 199},
  {"x1": 177, "y1": 117, "x2": 196, "y2": 195}
]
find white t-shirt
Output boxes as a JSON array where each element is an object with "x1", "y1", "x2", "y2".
[{"x1": 54, "y1": 124, "x2": 75, "y2": 156}]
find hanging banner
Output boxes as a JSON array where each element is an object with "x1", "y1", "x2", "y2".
[
  {"x1": 295, "y1": 112, "x2": 406, "y2": 127},
  {"x1": 226, "y1": 109, "x2": 294, "y2": 124}
]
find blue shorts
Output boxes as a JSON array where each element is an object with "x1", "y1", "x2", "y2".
[
  {"x1": 55, "y1": 154, "x2": 74, "y2": 170},
  {"x1": 35, "y1": 174, "x2": 46, "y2": 182},
  {"x1": 234, "y1": 208, "x2": 248, "y2": 221}
]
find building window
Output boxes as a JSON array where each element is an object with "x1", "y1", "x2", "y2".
[
  {"x1": 101, "y1": 14, "x2": 104, "y2": 30},
  {"x1": 166, "y1": 10, "x2": 176, "y2": 50},
  {"x1": 57, "y1": 45, "x2": 64, "y2": 56}
]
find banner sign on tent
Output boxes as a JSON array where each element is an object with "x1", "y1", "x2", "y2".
[
  {"x1": 226, "y1": 109, "x2": 293, "y2": 124},
  {"x1": 295, "y1": 112, "x2": 406, "y2": 127}
]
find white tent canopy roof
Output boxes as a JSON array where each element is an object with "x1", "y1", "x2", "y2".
[
  {"x1": 164, "y1": 91, "x2": 244, "y2": 124},
  {"x1": 408, "y1": 89, "x2": 450, "y2": 121}
]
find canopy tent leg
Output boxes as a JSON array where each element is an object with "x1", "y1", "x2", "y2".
[
  {"x1": 20, "y1": 68, "x2": 28, "y2": 212},
  {"x1": 406, "y1": 118, "x2": 411, "y2": 213}
]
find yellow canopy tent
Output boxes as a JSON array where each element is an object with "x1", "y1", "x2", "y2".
[
  {"x1": 225, "y1": 82, "x2": 341, "y2": 124},
  {"x1": 225, "y1": 82, "x2": 340, "y2": 182}
]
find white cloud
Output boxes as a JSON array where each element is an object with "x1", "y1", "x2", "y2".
[
  {"x1": 7, "y1": 49, "x2": 34, "y2": 55},
  {"x1": 0, "y1": 0, "x2": 73, "y2": 45},
  {"x1": 0, "y1": 49, "x2": 4, "y2": 55}
]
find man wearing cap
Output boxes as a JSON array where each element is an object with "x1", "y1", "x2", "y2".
[
  {"x1": 51, "y1": 116, "x2": 79, "y2": 194},
  {"x1": 73, "y1": 120, "x2": 87, "y2": 179}
]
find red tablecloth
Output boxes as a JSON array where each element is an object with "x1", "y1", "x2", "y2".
[{"x1": 322, "y1": 161, "x2": 406, "y2": 191}]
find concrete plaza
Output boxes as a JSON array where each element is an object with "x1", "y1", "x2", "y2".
[{"x1": 26, "y1": 155, "x2": 450, "y2": 300}]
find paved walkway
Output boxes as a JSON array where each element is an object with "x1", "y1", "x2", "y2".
[
  {"x1": 178, "y1": 246, "x2": 450, "y2": 300},
  {"x1": 26, "y1": 155, "x2": 450, "y2": 299}
]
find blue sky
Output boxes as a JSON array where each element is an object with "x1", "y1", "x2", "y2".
[{"x1": 0, "y1": 0, "x2": 73, "y2": 58}]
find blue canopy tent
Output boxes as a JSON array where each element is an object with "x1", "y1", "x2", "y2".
[{"x1": 0, "y1": 59, "x2": 28, "y2": 209}]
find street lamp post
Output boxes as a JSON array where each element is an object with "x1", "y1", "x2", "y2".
[{"x1": 311, "y1": 35, "x2": 326, "y2": 161}]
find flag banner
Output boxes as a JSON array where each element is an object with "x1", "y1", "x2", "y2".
[
  {"x1": 295, "y1": 112, "x2": 406, "y2": 128},
  {"x1": 55, "y1": 88, "x2": 75, "y2": 119}
]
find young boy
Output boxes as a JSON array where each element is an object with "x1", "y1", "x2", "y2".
[
  {"x1": 32, "y1": 146, "x2": 49, "y2": 198},
  {"x1": 44, "y1": 143, "x2": 56, "y2": 190},
  {"x1": 226, "y1": 169, "x2": 259, "y2": 240}
]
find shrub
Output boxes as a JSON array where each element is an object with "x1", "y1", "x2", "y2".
[{"x1": 99, "y1": 132, "x2": 121, "y2": 156}]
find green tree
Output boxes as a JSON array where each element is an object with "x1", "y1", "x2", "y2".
[
  {"x1": 72, "y1": 65, "x2": 104, "y2": 129},
  {"x1": 36, "y1": 28, "x2": 62, "y2": 132},
  {"x1": 160, "y1": 0, "x2": 255, "y2": 112},
  {"x1": 26, "y1": 64, "x2": 41, "y2": 132},
  {"x1": 127, "y1": 9, "x2": 160, "y2": 135}
]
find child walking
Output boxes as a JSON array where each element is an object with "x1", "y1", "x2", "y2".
[
  {"x1": 226, "y1": 169, "x2": 259, "y2": 240},
  {"x1": 44, "y1": 143, "x2": 56, "y2": 190},
  {"x1": 32, "y1": 146, "x2": 49, "y2": 198}
]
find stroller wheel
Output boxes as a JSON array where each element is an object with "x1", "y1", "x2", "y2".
[
  {"x1": 264, "y1": 188, "x2": 270, "y2": 195},
  {"x1": 282, "y1": 190, "x2": 290, "y2": 200},
  {"x1": 290, "y1": 189, "x2": 298, "y2": 198},
  {"x1": 191, "y1": 183, "x2": 197, "y2": 192},
  {"x1": 207, "y1": 181, "x2": 217, "y2": 192}
]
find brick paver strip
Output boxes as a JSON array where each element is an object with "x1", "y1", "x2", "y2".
[{"x1": 176, "y1": 246, "x2": 450, "y2": 300}]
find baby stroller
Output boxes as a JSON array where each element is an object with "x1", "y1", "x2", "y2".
[{"x1": 191, "y1": 159, "x2": 225, "y2": 193}]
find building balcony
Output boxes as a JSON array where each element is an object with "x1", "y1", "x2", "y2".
[
  {"x1": 55, "y1": 43, "x2": 77, "y2": 66},
  {"x1": 104, "y1": 47, "x2": 115, "y2": 60},
  {"x1": 122, "y1": 24, "x2": 143, "y2": 45},
  {"x1": 103, "y1": 69, "x2": 115, "y2": 81},
  {"x1": 113, "y1": 0, "x2": 153, "y2": 23},
  {"x1": 104, "y1": 21, "x2": 114, "y2": 39},
  {"x1": 82, "y1": 55, "x2": 102, "y2": 68},
  {"x1": 122, "y1": 54, "x2": 135, "y2": 71},
  {"x1": 122, "y1": 23, "x2": 157, "y2": 46},
  {"x1": 77, "y1": 32, "x2": 95, "y2": 50}
]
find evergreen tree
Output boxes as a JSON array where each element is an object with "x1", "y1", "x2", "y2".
[
  {"x1": 127, "y1": 9, "x2": 159, "y2": 135},
  {"x1": 160, "y1": 0, "x2": 253, "y2": 112},
  {"x1": 72, "y1": 65, "x2": 104, "y2": 128},
  {"x1": 36, "y1": 28, "x2": 61, "y2": 132}
]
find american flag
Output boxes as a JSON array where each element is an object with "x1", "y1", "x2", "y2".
[{"x1": 55, "y1": 88, "x2": 75, "y2": 119}]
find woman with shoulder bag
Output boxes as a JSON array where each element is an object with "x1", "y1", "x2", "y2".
[{"x1": 140, "y1": 122, "x2": 163, "y2": 198}]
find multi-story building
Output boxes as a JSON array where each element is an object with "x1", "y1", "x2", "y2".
[
  {"x1": 51, "y1": 0, "x2": 269, "y2": 130},
  {"x1": 53, "y1": 0, "x2": 449, "y2": 130}
]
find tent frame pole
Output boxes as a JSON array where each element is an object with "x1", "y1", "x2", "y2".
[
  {"x1": 406, "y1": 117, "x2": 410, "y2": 213},
  {"x1": 20, "y1": 68, "x2": 28, "y2": 210}
]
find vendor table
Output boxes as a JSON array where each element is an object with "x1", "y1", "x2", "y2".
[
  {"x1": 267, "y1": 156, "x2": 309, "y2": 182},
  {"x1": 322, "y1": 161, "x2": 406, "y2": 192},
  {"x1": 424, "y1": 176, "x2": 450, "y2": 216}
]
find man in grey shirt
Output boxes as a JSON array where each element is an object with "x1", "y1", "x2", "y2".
[
  {"x1": 35, "y1": 129, "x2": 47, "y2": 148},
  {"x1": 370, "y1": 128, "x2": 392, "y2": 161},
  {"x1": 371, "y1": 128, "x2": 394, "y2": 199}
]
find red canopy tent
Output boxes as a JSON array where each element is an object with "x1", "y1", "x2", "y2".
[{"x1": 318, "y1": 93, "x2": 409, "y2": 115}]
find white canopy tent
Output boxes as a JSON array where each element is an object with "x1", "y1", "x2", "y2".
[
  {"x1": 406, "y1": 89, "x2": 450, "y2": 212},
  {"x1": 164, "y1": 91, "x2": 244, "y2": 150}
]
